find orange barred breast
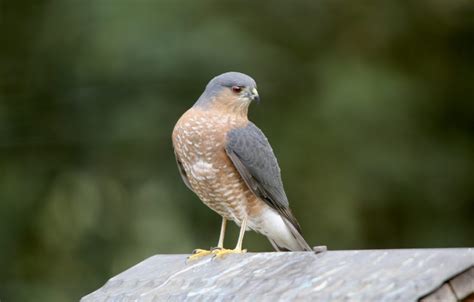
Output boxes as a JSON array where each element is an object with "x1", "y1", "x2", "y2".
[{"x1": 172, "y1": 108, "x2": 263, "y2": 224}]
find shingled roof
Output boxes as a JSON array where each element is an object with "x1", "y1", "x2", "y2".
[{"x1": 82, "y1": 248, "x2": 473, "y2": 301}]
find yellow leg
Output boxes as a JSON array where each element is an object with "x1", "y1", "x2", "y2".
[
  {"x1": 213, "y1": 216, "x2": 248, "y2": 258},
  {"x1": 187, "y1": 218, "x2": 227, "y2": 261},
  {"x1": 235, "y1": 216, "x2": 247, "y2": 251},
  {"x1": 217, "y1": 218, "x2": 227, "y2": 249}
]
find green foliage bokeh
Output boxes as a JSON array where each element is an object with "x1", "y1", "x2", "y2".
[{"x1": 1, "y1": 0, "x2": 473, "y2": 301}]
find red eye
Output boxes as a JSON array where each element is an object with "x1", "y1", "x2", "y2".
[{"x1": 231, "y1": 86, "x2": 242, "y2": 93}]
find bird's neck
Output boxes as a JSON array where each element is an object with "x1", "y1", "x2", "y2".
[
  {"x1": 211, "y1": 100, "x2": 249, "y2": 120},
  {"x1": 196, "y1": 91, "x2": 250, "y2": 121}
]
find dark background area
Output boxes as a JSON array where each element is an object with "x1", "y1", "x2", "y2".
[{"x1": 1, "y1": 0, "x2": 473, "y2": 301}]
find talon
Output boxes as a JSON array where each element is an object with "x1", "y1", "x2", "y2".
[
  {"x1": 212, "y1": 248, "x2": 247, "y2": 259},
  {"x1": 211, "y1": 246, "x2": 223, "y2": 251},
  {"x1": 187, "y1": 249, "x2": 212, "y2": 261},
  {"x1": 192, "y1": 248, "x2": 206, "y2": 254}
]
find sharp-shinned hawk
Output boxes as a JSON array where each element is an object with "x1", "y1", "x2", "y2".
[{"x1": 172, "y1": 72, "x2": 311, "y2": 259}]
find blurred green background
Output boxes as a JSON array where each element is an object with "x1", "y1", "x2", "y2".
[{"x1": 1, "y1": 0, "x2": 473, "y2": 300}]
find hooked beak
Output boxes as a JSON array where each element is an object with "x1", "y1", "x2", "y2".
[{"x1": 250, "y1": 88, "x2": 260, "y2": 103}]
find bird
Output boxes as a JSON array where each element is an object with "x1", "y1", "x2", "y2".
[{"x1": 172, "y1": 72, "x2": 311, "y2": 259}]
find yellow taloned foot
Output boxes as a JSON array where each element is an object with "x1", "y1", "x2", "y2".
[
  {"x1": 212, "y1": 248, "x2": 247, "y2": 259},
  {"x1": 187, "y1": 249, "x2": 212, "y2": 261}
]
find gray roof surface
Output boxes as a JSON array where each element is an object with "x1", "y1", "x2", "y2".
[{"x1": 82, "y1": 248, "x2": 473, "y2": 301}]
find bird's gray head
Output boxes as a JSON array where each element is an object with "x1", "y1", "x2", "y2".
[{"x1": 194, "y1": 72, "x2": 259, "y2": 112}]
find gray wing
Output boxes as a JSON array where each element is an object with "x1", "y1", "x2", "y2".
[
  {"x1": 173, "y1": 149, "x2": 193, "y2": 192},
  {"x1": 225, "y1": 122, "x2": 302, "y2": 233}
]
